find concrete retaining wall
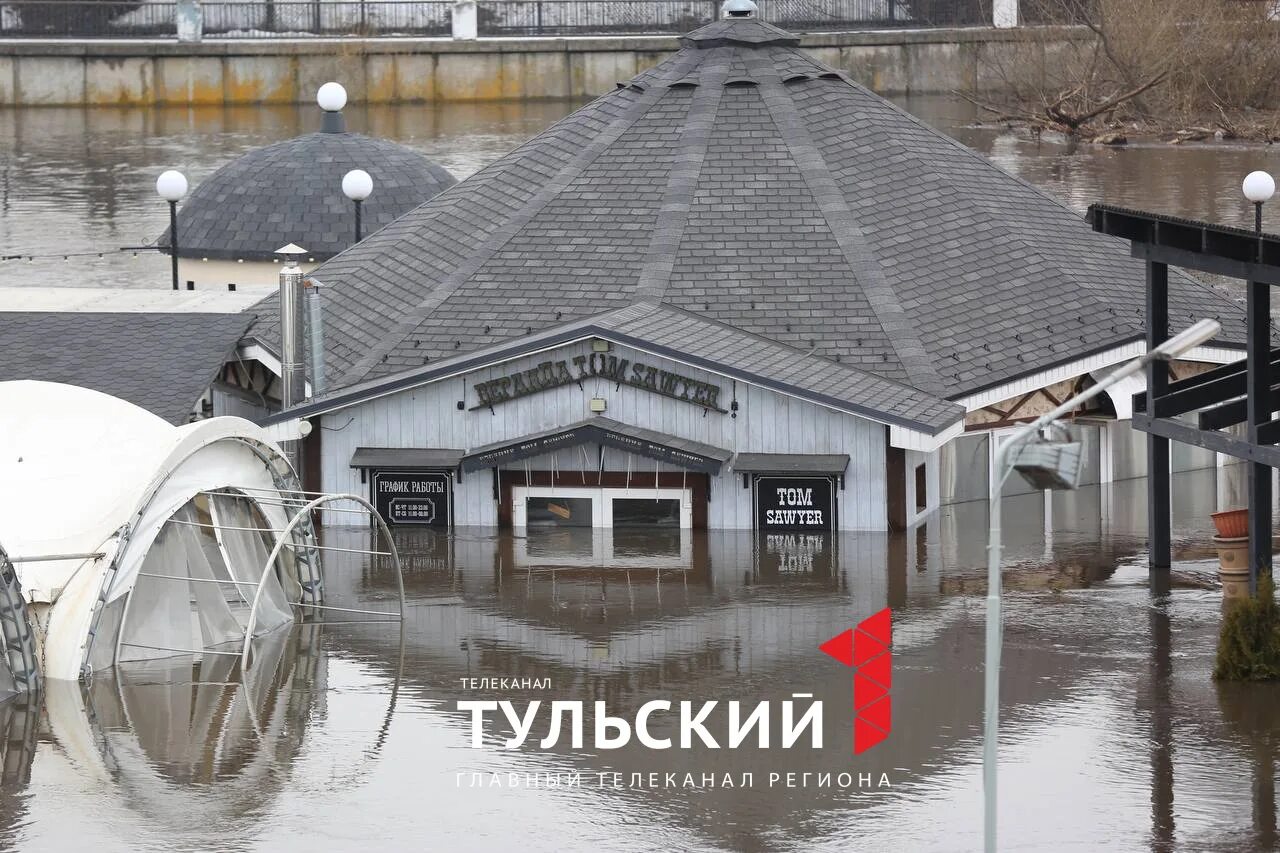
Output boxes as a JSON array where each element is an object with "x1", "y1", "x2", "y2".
[{"x1": 0, "y1": 26, "x2": 1085, "y2": 107}]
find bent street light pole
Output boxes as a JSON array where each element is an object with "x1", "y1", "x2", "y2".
[{"x1": 982, "y1": 317, "x2": 1221, "y2": 853}]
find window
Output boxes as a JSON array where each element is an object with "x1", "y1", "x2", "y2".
[{"x1": 511, "y1": 486, "x2": 692, "y2": 568}]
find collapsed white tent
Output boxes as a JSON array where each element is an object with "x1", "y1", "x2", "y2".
[{"x1": 0, "y1": 380, "x2": 323, "y2": 681}]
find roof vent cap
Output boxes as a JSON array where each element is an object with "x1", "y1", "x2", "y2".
[{"x1": 722, "y1": 0, "x2": 757, "y2": 18}]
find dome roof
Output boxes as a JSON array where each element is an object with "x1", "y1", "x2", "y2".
[
  {"x1": 159, "y1": 115, "x2": 456, "y2": 262},
  {"x1": 292, "y1": 15, "x2": 1247, "y2": 398}
]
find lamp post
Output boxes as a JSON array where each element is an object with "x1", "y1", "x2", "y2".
[
  {"x1": 1244, "y1": 170, "x2": 1275, "y2": 234},
  {"x1": 1242, "y1": 170, "x2": 1275, "y2": 595},
  {"x1": 155, "y1": 170, "x2": 188, "y2": 291},
  {"x1": 342, "y1": 169, "x2": 373, "y2": 244},
  {"x1": 982, "y1": 317, "x2": 1222, "y2": 853}
]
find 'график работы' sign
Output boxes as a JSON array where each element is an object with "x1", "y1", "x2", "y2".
[
  {"x1": 472, "y1": 351, "x2": 726, "y2": 413},
  {"x1": 754, "y1": 476, "x2": 836, "y2": 531},
  {"x1": 373, "y1": 470, "x2": 451, "y2": 527}
]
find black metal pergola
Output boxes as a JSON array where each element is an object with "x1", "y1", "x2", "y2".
[{"x1": 1090, "y1": 203, "x2": 1280, "y2": 589}]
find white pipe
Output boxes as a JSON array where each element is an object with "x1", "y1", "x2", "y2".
[{"x1": 983, "y1": 318, "x2": 1219, "y2": 852}]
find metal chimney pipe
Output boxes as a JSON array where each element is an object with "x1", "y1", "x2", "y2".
[
  {"x1": 277, "y1": 243, "x2": 308, "y2": 412},
  {"x1": 305, "y1": 278, "x2": 327, "y2": 397}
]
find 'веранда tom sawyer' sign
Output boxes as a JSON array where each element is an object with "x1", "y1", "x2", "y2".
[
  {"x1": 373, "y1": 471, "x2": 451, "y2": 527},
  {"x1": 472, "y1": 352, "x2": 726, "y2": 413},
  {"x1": 754, "y1": 476, "x2": 836, "y2": 531}
]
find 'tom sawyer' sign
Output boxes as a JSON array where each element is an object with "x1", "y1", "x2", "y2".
[
  {"x1": 472, "y1": 352, "x2": 726, "y2": 413},
  {"x1": 755, "y1": 476, "x2": 836, "y2": 531},
  {"x1": 373, "y1": 470, "x2": 451, "y2": 527}
]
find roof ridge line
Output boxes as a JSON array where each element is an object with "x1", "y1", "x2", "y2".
[
  {"x1": 750, "y1": 54, "x2": 946, "y2": 397},
  {"x1": 336, "y1": 91, "x2": 677, "y2": 387},
  {"x1": 335, "y1": 47, "x2": 716, "y2": 388},
  {"x1": 644, "y1": 300, "x2": 951, "y2": 400},
  {"x1": 632, "y1": 48, "x2": 731, "y2": 304}
]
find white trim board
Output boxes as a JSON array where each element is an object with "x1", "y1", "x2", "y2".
[{"x1": 956, "y1": 341, "x2": 1244, "y2": 414}]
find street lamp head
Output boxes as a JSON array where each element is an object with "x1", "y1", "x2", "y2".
[
  {"x1": 155, "y1": 170, "x2": 188, "y2": 202},
  {"x1": 1151, "y1": 318, "x2": 1222, "y2": 361},
  {"x1": 1243, "y1": 170, "x2": 1276, "y2": 204},
  {"x1": 342, "y1": 169, "x2": 373, "y2": 202},
  {"x1": 317, "y1": 82, "x2": 347, "y2": 113}
]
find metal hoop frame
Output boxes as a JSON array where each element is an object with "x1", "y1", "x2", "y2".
[
  {"x1": 241, "y1": 493, "x2": 405, "y2": 670},
  {"x1": 81, "y1": 435, "x2": 319, "y2": 678}
]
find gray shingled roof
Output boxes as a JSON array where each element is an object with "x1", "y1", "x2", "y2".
[
  {"x1": 278, "y1": 12, "x2": 1247, "y2": 408},
  {"x1": 0, "y1": 312, "x2": 253, "y2": 424},
  {"x1": 265, "y1": 302, "x2": 965, "y2": 436},
  {"x1": 158, "y1": 117, "x2": 456, "y2": 262}
]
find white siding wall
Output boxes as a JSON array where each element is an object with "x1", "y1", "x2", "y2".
[{"x1": 318, "y1": 341, "x2": 888, "y2": 530}]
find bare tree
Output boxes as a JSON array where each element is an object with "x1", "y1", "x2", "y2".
[{"x1": 967, "y1": 0, "x2": 1280, "y2": 143}]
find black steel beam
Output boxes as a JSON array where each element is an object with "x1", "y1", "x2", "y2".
[
  {"x1": 1195, "y1": 378, "x2": 1280, "y2": 431},
  {"x1": 1146, "y1": 260, "x2": 1171, "y2": 570},
  {"x1": 1090, "y1": 202, "x2": 1280, "y2": 274},
  {"x1": 1257, "y1": 416, "x2": 1280, "y2": 447},
  {"x1": 1134, "y1": 413, "x2": 1280, "y2": 466},
  {"x1": 1131, "y1": 243, "x2": 1280, "y2": 287},
  {"x1": 1152, "y1": 371, "x2": 1247, "y2": 417},
  {"x1": 1248, "y1": 276, "x2": 1273, "y2": 587},
  {"x1": 1161, "y1": 351, "x2": 1255, "y2": 394}
]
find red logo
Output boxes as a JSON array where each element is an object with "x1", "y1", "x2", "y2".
[{"x1": 819, "y1": 608, "x2": 891, "y2": 755}]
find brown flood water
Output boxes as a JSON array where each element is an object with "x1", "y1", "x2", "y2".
[
  {"x1": 1, "y1": 96, "x2": 1280, "y2": 284},
  {"x1": 4, "y1": 95, "x2": 1280, "y2": 851},
  {"x1": 3, "y1": 469, "x2": 1280, "y2": 851}
]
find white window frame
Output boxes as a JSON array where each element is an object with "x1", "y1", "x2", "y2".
[{"x1": 511, "y1": 485, "x2": 693, "y2": 569}]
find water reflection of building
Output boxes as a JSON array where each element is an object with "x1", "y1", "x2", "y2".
[
  {"x1": 302, "y1": 517, "x2": 1140, "y2": 845},
  {"x1": 294, "y1": 491, "x2": 1280, "y2": 850}
]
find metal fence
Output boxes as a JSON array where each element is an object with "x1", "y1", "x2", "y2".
[
  {"x1": 0, "y1": 0, "x2": 993, "y2": 38},
  {"x1": 0, "y1": 0, "x2": 452, "y2": 36},
  {"x1": 480, "y1": 0, "x2": 992, "y2": 35}
]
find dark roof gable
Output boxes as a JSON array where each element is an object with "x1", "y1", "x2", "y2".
[
  {"x1": 283, "y1": 13, "x2": 1245, "y2": 408},
  {"x1": 0, "y1": 312, "x2": 254, "y2": 424}
]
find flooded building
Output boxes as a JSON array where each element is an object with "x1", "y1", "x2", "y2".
[
  {"x1": 156, "y1": 84, "x2": 456, "y2": 292},
  {"x1": 265, "y1": 4, "x2": 1248, "y2": 535},
  {"x1": 0, "y1": 286, "x2": 290, "y2": 423}
]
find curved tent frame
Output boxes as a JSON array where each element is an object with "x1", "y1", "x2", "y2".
[
  {"x1": 81, "y1": 431, "x2": 325, "y2": 677},
  {"x1": 241, "y1": 493, "x2": 404, "y2": 669}
]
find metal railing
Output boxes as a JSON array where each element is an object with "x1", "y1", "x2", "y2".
[
  {"x1": 0, "y1": 0, "x2": 452, "y2": 37},
  {"x1": 480, "y1": 0, "x2": 992, "y2": 35},
  {"x1": 0, "y1": 0, "x2": 996, "y2": 39}
]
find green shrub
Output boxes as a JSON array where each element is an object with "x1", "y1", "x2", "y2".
[{"x1": 1215, "y1": 576, "x2": 1280, "y2": 681}]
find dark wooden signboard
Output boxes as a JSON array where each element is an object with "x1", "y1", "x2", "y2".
[
  {"x1": 754, "y1": 475, "x2": 836, "y2": 531},
  {"x1": 372, "y1": 470, "x2": 452, "y2": 527}
]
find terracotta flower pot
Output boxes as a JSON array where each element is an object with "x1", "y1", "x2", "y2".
[{"x1": 1212, "y1": 508, "x2": 1249, "y2": 539}]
